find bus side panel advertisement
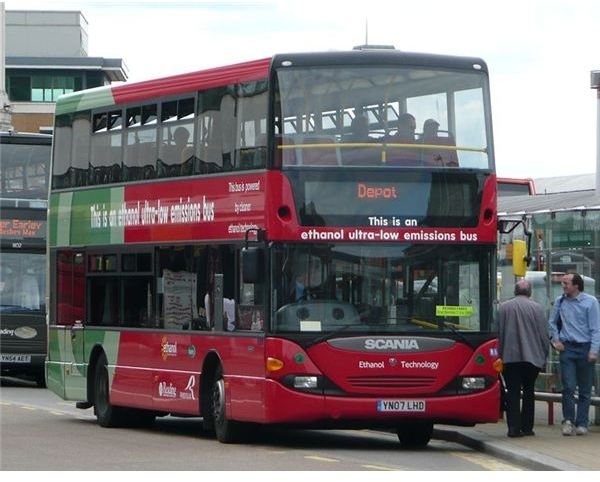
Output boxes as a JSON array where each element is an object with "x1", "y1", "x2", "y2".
[{"x1": 49, "y1": 174, "x2": 268, "y2": 247}]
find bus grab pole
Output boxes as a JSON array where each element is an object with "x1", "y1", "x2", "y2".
[{"x1": 213, "y1": 273, "x2": 224, "y2": 331}]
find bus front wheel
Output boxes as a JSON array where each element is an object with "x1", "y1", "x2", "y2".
[
  {"x1": 396, "y1": 422, "x2": 434, "y2": 448},
  {"x1": 212, "y1": 366, "x2": 245, "y2": 443}
]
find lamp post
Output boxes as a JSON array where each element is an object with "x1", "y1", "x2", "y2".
[
  {"x1": 0, "y1": 2, "x2": 13, "y2": 131},
  {"x1": 592, "y1": 70, "x2": 600, "y2": 194}
]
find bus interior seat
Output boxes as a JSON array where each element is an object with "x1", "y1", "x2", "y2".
[
  {"x1": 422, "y1": 133, "x2": 459, "y2": 167},
  {"x1": 385, "y1": 145, "x2": 423, "y2": 167},
  {"x1": 297, "y1": 135, "x2": 341, "y2": 166}
]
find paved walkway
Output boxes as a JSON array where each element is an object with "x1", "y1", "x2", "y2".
[{"x1": 435, "y1": 400, "x2": 600, "y2": 470}]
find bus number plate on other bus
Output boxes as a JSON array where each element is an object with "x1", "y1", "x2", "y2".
[
  {"x1": 0, "y1": 354, "x2": 31, "y2": 363},
  {"x1": 377, "y1": 400, "x2": 426, "y2": 412}
]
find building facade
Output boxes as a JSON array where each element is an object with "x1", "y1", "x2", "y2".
[{"x1": 4, "y1": 10, "x2": 127, "y2": 133}]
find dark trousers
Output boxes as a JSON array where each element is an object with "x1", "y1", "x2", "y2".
[{"x1": 503, "y1": 362, "x2": 540, "y2": 434}]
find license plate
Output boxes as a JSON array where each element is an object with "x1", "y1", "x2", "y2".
[
  {"x1": 0, "y1": 354, "x2": 32, "y2": 363},
  {"x1": 377, "y1": 400, "x2": 426, "y2": 412}
]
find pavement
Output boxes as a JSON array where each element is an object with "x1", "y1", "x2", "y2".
[{"x1": 434, "y1": 400, "x2": 600, "y2": 470}]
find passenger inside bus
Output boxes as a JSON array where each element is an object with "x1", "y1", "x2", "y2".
[
  {"x1": 158, "y1": 126, "x2": 194, "y2": 177},
  {"x1": 204, "y1": 293, "x2": 236, "y2": 331},
  {"x1": 203, "y1": 246, "x2": 238, "y2": 331},
  {"x1": 421, "y1": 118, "x2": 439, "y2": 141},
  {"x1": 342, "y1": 106, "x2": 383, "y2": 165},
  {"x1": 386, "y1": 112, "x2": 421, "y2": 166},
  {"x1": 348, "y1": 106, "x2": 370, "y2": 142},
  {"x1": 419, "y1": 118, "x2": 459, "y2": 167},
  {"x1": 392, "y1": 113, "x2": 417, "y2": 142},
  {"x1": 174, "y1": 126, "x2": 195, "y2": 172}
]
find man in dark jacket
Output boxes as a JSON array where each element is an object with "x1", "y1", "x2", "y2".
[{"x1": 498, "y1": 279, "x2": 549, "y2": 437}]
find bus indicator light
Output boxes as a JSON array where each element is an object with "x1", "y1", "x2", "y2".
[{"x1": 266, "y1": 357, "x2": 284, "y2": 372}]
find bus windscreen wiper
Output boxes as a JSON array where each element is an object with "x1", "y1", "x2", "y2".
[
  {"x1": 306, "y1": 323, "x2": 360, "y2": 347},
  {"x1": 442, "y1": 320, "x2": 474, "y2": 348}
]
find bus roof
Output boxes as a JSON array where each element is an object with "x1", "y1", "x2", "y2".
[
  {"x1": 271, "y1": 49, "x2": 488, "y2": 71},
  {"x1": 497, "y1": 177, "x2": 536, "y2": 195},
  {"x1": 54, "y1": 49, "x2": 489, "y2": 116},
  {"x1": 55, "y1": 57, "x2": 271, "y2": 116},
  {"x1": 0, "y1": 131, "x2": 52, "y2": 144}
]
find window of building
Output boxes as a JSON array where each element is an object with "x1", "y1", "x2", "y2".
[
  {"x1": 8, "y1": 75, "x2": 31, "y2": 102},
  {"x1": 32, "y1": 75, "x2": 76, "y2": 102},
  {"x1": 7, "y1": 72, "x2": 84, "y2": 103}
]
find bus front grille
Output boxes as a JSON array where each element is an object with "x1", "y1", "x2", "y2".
[
  {"x1": 0, "y1": 338, "x2": 46, "y2": 353},
  {"x1": 346, "y1": 375, "x2": 436, "y2": 389}
]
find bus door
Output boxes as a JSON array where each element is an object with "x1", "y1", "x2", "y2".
[{"x1": 53, "y1": 250, "x2": 86, "y2": 399}]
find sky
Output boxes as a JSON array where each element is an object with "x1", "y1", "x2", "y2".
[{"x1": 3, "y1": 0, "x2": 600, "y2": 179}]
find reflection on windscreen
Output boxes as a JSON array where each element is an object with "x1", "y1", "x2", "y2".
[
  {"x1": 272, "y1": 244, "x2": 491, "y2": 334},
  {"x1": 0, "y1": 143, "x2": 50, "y2": 199},
  {"x1": 0, "y1": 253, "x2": 46, "y2": 312},
  {"x1": 275, "y1": 66, "x2": 490, "y2": 169}
]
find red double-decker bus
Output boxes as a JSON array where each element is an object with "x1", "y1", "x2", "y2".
[
  {"x1": 497, "y1": 177, "x2": 536, "y2": 196},
  {"x1": 47, "y1": 47, "x2": 501, "y2": 447}
]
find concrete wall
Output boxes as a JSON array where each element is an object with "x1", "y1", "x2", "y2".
[{"x1": 6, "y1": 10, "x2": 88, "y2": 57}]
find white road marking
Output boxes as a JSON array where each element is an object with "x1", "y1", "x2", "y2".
[{"x1": 449, "y1": 451, "x2": 523, "y2": 470}]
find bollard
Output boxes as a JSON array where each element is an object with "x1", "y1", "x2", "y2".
[{"x1": 547, "y1": 400, "x2": 554, "y2": 425}]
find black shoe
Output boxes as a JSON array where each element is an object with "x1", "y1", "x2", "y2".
[
  {"x1": 507, "y1": 431, "x2": 523, "y2": 438},
  {"x1": 522, "y1": 430, "x2": 535, "y2": 436}
]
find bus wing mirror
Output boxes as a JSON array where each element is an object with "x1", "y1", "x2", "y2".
[
  {"x1": 512, "y1": 239, "x2": 528, "y2": 277},
  {"x1": 242, "y1": 247, "x2": 264, "y2": 284}
]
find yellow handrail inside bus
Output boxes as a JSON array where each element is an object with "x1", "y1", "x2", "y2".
[{"x1": 277, "y1": 142, "x2": 487, "y2": 153}]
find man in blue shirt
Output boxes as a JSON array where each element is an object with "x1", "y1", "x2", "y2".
[{"x1": 549, "y1": 273, "x2": 600, "y2": 436}]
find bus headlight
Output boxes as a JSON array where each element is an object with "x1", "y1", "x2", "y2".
[
  {"x1": 293, "y1": 376, "x2": 319, "y2": 389},
  {"x1": 280, "y1": 374, "x2": 324, "y2": 394},
  {"x1": 440, "y1": 375, "x2": 495, "y2": 395},
  {"x1": 461, "y1": 377, "x2": 486, "y2": 390},
  {"x1": 280, "y1": 374, "x2": 344, "y2": 395}
]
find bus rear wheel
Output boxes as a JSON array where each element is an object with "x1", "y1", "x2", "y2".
[
  {"x1": 93, "y1": 353, "x2": 126, "y2": 427},
  {"x1": 212, "y1": 366, "x2": 246, "y2": 443},
  {"x1": 396, "y1": 422, "x2": 434, "y2": 448}
]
